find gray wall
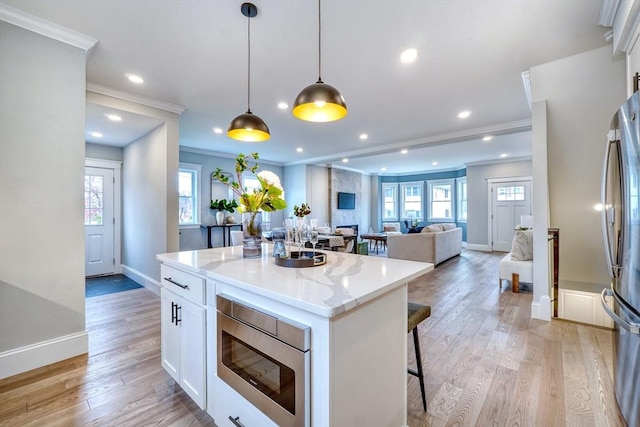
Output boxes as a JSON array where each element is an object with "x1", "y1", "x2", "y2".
[
  {"x1": 0, "y1": 23, "x2": 87, "y2": 360},
  {"x1": 178, "y1": 150, "x2": 286, "y2": 250},
  {"x1": 122, "y1": 125, "x2": 170, "y2": 283},
  {"x1": 86, "y1": 142, "x2": 123, "y2": 162},
  {"x1": 330, "y1": 168, "x2": 363, "y2": 228},
  {"x1": 531, "y1": 45, "x2": 626, "y2": 286},
  {"x1": 283, "y1": 164, "x2": 307, "y2": 219},
  {"x1": 86, "y1": 91, "x2": 180, "y2": 288},
  {"x1": 466, "y1": 160, "x2": 532, "y2": 246}
]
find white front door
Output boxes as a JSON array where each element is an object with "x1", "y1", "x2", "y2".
[
  {"x1": 85, "y1": 166, "x2": 115, "y2": 276},
  {"x1": 491, "y1": 179, "x2": 532, "y2": 252}
]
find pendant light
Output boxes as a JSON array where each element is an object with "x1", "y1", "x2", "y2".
[
  {"x1": 292, "y1": 0, "x2": 347, "y2": 122},
  {"x1": 228, "y1": 2, "x2": 270, "y2": 142}
]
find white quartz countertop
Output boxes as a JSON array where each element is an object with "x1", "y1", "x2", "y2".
[{"x1": 157, "y1": 244, "x2": 433, "y2": 318}]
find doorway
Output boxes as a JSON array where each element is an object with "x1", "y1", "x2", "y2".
[
  {"x1": 489, "y1": 177, "x2": 532, "y2": 252},
  {"x1": 85, "y1": 159, "x2": 121, "y2": 277}
]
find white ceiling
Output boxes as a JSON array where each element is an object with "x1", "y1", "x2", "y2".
[{"x1": 3, "y1": 0, "x2": 611, "y2": 174}]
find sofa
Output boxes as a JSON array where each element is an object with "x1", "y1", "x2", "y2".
[{"x1": 387, "y1": 223, "x2": 462, "y2": 265}]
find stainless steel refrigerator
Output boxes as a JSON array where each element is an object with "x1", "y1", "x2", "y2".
[{"x1": 601, "y1": 90, "x2": 640, "y2": 426}]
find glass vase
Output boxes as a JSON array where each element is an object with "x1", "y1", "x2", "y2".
[{"x1": 242, "y1": 211, "x2": 262, "y2": 258}]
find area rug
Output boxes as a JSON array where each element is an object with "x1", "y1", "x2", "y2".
[{"x1": 86, "y1": 274, "x2": 143, "y2": 298}]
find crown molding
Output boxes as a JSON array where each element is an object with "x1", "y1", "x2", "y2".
[
  {"x1": 0, "y1": 3, "x2": 98, "y2": 56},
  {"x1": 465, "y1": 155, "x2": 532, "y2": 167},
  {"x1": 86, "y1": 82, "x2": 186, "y2": 115},
  {"x1": 284, "y1": 119, "x2": 532, "y2": 168},
  {"x1": 597, "y1": 0, "x2": 620, "y2": 27},
  {"x1": 179, "y1": 146, "x2": 284, "y2": 167}
]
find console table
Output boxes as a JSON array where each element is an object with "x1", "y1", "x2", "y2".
[{"x1": 201, "y1": 224, "x2": 242, "y2": 248}]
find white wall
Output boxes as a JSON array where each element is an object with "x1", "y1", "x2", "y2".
[
  {"x1": 531, "y1": 46, "x2": 626, "y2": 288},
  {"x1": 0, "y1": 22, "x2": 88, "y2": 376},
  {"x1": 466, "y1": 160, "x2": 532, "y2": 247}
]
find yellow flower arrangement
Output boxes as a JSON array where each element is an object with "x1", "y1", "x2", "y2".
[{"x1": 213, "y1": 152, "x2": 287, "y2": 214}]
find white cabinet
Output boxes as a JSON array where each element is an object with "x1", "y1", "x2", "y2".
[
  {"x1": 558, "y1": 280, "x2": 613, "y2": 328},
  {"x1": 160, "y1": 265, "x2": 207, "y2": 409}
]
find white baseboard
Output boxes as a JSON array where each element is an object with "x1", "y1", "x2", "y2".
[
  {"x1": 122, "y1": 264, "x2": 160, "y2": 296},
  {"x1": 465, "y1": 243, "x2": 491, "y2": 252},
  {"x1": 531, "y1": 295, "x2": 552, "y2": 321},
  {"x1": 0, "y1": 331, "x2": 88, "y2": 380}
]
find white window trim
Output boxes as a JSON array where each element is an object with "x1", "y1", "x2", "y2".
[
  {"x1": 381, "y1": 183, "x2": 399, "y2": 221},
  {"x1": 456, "y1": 177, "x2": 467, "y2": 223},
  {"x1": 427, "y1": 178, "x2": 455, "y2": 222},
  {"x1": 400, "y1": 181, "x2": 423, "y2": 221},
  {"x1": 179, "y1": 162, "x2": 202, "y2": 228}
]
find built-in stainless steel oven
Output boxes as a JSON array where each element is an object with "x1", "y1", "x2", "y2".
[{"x1": 216, "y1": 294, "x2": 310, "y2": 427}]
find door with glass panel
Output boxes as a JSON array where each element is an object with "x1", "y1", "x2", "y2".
[
  {"x1": 85, "y1": 167, "x2": 115, "y2": 276},
  {"x1": 491, "y1": 180, "x2": 531, "y2": 252}
]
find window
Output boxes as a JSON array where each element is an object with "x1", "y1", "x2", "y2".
[
  {"x1": 84, "y1": 174, "x2": 103, "y2": 225},
  {"x1": 400, "y1": 182, "x2": 423, "y2": 221},
  {"x1": 382, "y1": 183, "x2": 398, "y2": 220},
  {"x1": 428, "y1": 179, "x2": 454, "y2": 221},
  {"x1": 496, "y1": 185, "x2": 525, "y2": 201},
  {"x1": 456, "y1": 177, "x2": 467, "y2": 222},
  {"x1": 179, "y1": 163, "x2": 201, "y2": 226}
]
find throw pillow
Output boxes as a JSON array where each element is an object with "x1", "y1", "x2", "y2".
[
  {"x1": 442, "y1": 223, "x2": 456, "y2": 231},
  {"x1": 511, "y1": 230, "x2": 533, "y2": 261},
  {"x1": 408, "y1": 226, "x2": 424, "y2": 234}
]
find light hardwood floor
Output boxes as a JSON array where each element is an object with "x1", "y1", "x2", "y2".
[{"x1": 0, "y1": 249, "x2": 626, "y2": 426}]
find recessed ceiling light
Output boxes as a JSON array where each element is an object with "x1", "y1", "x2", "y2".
[
  {"x1": 458, "y1": 110, "x2": 471, "y2": 119},
  {"x1": 106, "y1": 114, "x2": 122, "y2": 122},
  {"x1": 432, "y1": 161, "x2": 438, "y2": 166},
  {"x1": 401, "y1": 149, "x2": 408, "y2": 154},
  {"x1": 500, "y1": 153, "x2": 508, "y2": 158},
  {"x1": 89, "y1": 132, "x2": 103, "y2": 138},
  {"x1": 213, "y1": 127, "x2": 223, "y2": 134},
  {"x1": 278, "y1": 102, "x2": 288, "y2": 109},
  {"x1": 400, "y1": 48, "x2": 418, "y2": 64},
  {"x1": 126, "y1": 73, "x2": 144, "y2": 84},
  {"x1": 296, "y1": 147, "x2": 303, "y2": 152},
  {"x1": 359, "y1": 133, "x2": 368, "y2": 140},
  {"x1": 342, "y1": 158, "x2": 349, "y2": 163},
  {"x1": 381, "y1": 167, "x2": 387, "y2": 172},
  {"x1": 483, "y1": 136, "x2": 493, "y2": 141}
]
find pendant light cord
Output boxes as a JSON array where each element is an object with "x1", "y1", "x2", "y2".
[
  {"x1": 317, "y1": 0, "x2": 322, "y2": 82},
  {"x1": 247, "y1": 10, "x2": 252, "y2": 113}
]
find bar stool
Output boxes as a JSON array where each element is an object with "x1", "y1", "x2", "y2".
[{"x1": 408, "y1": 302, "x2": 431, "y2": 412}]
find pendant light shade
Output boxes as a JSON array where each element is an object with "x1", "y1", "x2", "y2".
[
  {"x1": 228, "y1": 2, "x2": 270, "y2": 142},
  {"x1": 293, "y1": 80, "x2": 347, "y2": 122},
  {"x1": 293, "y1": 0, "x2": 347, "y2": 122},
  {"x1": 227, "y1": 111, "x2": 270, "y2": 142}
]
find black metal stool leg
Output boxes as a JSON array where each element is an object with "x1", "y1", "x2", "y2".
[{"x1": 408, "y1": 326, "x2": 427, "y2": 411}]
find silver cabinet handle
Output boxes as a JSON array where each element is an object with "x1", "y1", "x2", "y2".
[
  {"x1": 228, "y1": 416, "x2": 244, "y2": 427},
  {"x1": 163, "y1": 277, "x2": 189, "y2": 290},
  {"x1": 601, "y1": 288, "x2": 640, "y2": 334}
]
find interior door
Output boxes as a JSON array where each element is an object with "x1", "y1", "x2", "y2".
[
  {"x1": 85, "y1": 166, "x2": 115, "y2": 276},
  {"x1": 491, "y1": 180, "x2": 531, "y2": 252}
]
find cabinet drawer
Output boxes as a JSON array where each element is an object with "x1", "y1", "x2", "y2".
[{"x1": 161, "y1": 264, "x2": 205, "y2": 305}]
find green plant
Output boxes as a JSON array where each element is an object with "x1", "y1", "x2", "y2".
[
  {"x1": 210, "y1": 199, "x2": 238, "y2": 212},
  {"x1": 213, "y1": 153, "x2": 286, "y2": 213}
]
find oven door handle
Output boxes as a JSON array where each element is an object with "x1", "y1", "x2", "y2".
[{"x1": 228, "y1": 416, "x2": 245, "y2": 427}]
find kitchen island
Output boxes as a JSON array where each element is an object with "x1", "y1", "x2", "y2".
[{"x1": 157, "y1": 244, "x2": 433, "y2": 427}]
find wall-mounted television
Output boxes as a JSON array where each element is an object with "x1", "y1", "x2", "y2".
[{"x1": 337, "y1": 192, "x2": 356, "y2": 210}]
